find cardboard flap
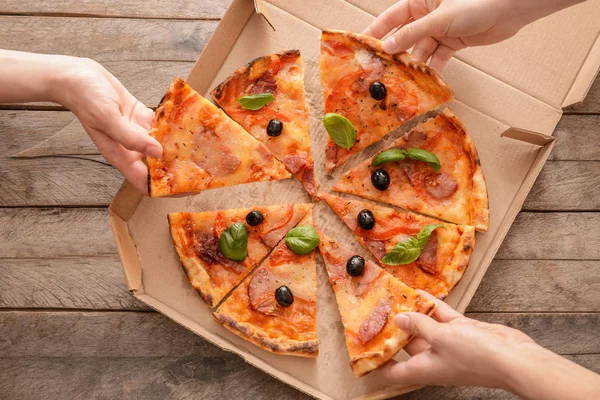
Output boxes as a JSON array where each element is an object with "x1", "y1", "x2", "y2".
[
  {"x1": 254, "y1": 0, "x2": 275, "y2": 30},
  {"x1": 501, "y1": 128, "x2": 555, "y2": 146}
]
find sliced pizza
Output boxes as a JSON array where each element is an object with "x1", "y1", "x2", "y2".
[
  {"x1": 213, "y1": 211, "x2": 318, "y2": 357},
  {"x1": 211, "y1": 50, "x2": 317, "y2": 197},
  {"x1": 321, "y1": 193, "x2": 474, "y2": 299},
  {"x1": 147, "y1": 77, "x2": 290, "y2": 197},
  {"x1": 320, "y1": 29, "x2": 454, "y2": 172},
  {"x1": 317, "y1": 230, "x2": 436, "y2": 376},
  {"x1": 334, "y1": 109, "x2": 489, "y2": 231},
  {"x1": 168, "y1": 203, "x2": 311, "y2": 307}
]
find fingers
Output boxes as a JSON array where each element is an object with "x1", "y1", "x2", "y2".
[
  {"x1": 383, "y1": 13, "x2": 444, "y2": 54},
  {"x1": 429, "y1": 44, "x2": 455, "y2": 72},
  {"x1": 383, "y1": 351, "x2": 436, "y2": 385},
  {"x1": 404, "y1": 337, "x2": 430, "y2": 356},
  {"x1": 394, "y1": 312, "x2": 440, "y2": 343},
  {"x1": 363, "y1": 1, "x2": 411, "y2": 39},
  {"x1": 411, "y1": 37, "x2": 440, "y2": 62},
  {"x1": 417, "y1": 290, "x2": 462, "y2": 323},
  {"x1": 105, "y1": 113, "x2": 162, "y2": 158}
]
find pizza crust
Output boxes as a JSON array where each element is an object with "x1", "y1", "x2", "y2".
[{"x1": 212, "y1": 312, "x2": 319, "y2": 357}]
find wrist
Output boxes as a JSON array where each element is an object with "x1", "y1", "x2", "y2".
[{"x1": 47, "y1": 55, "x2": 95, "y2": 111}]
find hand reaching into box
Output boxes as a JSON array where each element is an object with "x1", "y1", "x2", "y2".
[
  {"x1": 386, "y1": 290, "x2": 600, "y2": 399},
  {"x1": 364, "y1": 0, "x2": 586, "y2": 72}
]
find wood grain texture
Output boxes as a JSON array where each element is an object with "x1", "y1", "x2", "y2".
[
  {"x1": 550, "y1": 115, "x2": 600, "y2": 161},
  {"x1": 0, "y1": 17, "x2": 217, "y2": 62},
  {"x1": 0, "y1": 0, "x2": 230, "y2": 19},
  {"x1": 468, "y1": 260, "x2": 600, "y2": 312},
  {"x1": 496, "y1": 212, "x2": 600, "y2": 260},
  {"x1": 0, "y1": 208, "x2": 115, "y2": 258},
  {"x1": 0, "y1": 256, "x2": 147, "y2": 310},
  {"x1": 564, "y1": 74, "x2": 600, "y2": 114}
]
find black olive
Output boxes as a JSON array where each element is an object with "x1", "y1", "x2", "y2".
[
  {"x1": 267, "y1": 119, "x2": 283, "y2": 137},
  {"x1": 245, "y1": 210, "x2": 264, "y2": 226},
  {"x1": 357, "y1": 209, "x2": 375, "y2": 230},
  {"x1": 346, "y1": 255, "x2": 365, "y2": 277},
  {"x1": 275, "y1": 285, "x2": 294, "y2": 307},
  {"x1": 371, "y1": 169, "x2": 390, "y2": 191},
  {"x1": 369, "y1": 82, "x2": 387, "y2": 100}
]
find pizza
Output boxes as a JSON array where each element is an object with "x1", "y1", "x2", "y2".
[
  {"x1": 317, "y1": 229, "x2": 436, "y2": 376},
  {"x1": 168, "y1": 203, "x2": 312, "y2": 307},
  {"x1": 211, "y1": 50, "x2": 317, "y2": 197},
  {"x1": 147, "y1": 77, "x2": 290, "y2": 197},
  {"x1": 321, "y1": 193, "x2": 475, "y2": 299},
  {"x1": 320, "y1": 29, "x2": 454, "y2": 172},
  {"x1": 213, "y1": 211, "x2": 318, "y2": 357},
  {"x1": 334, "y1": 109, "x2": 489, "y2": 232}
]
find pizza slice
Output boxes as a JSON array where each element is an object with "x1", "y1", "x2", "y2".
[
  {"x1": 334, "y1": 109, "x2": 489, "y2": 232},
  {"x1": 168, "y1": 203, "x2": 312, "y2": 307},
  {"x1": 320, "y1": 29, "x2": 454, "y2": 172},
  {"x1": 213, "y1": 211, "x2": 318, "y2": 357},
  {"x1": 147, "y1": 77, "x2": 290, "y2": 197},
  {"x1": 321, "y1": 193, "x2": 474, "y2": 299},
  {"x1": 317, "y1": 230, "x2": 436, "y2": 376},
  {"x1": 211, "y1": 50, "x2": 317, "y2": 197}
]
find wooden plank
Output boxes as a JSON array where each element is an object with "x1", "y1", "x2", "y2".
[
  {"x1": 468, "y1": 260, "x2": 600, "y2": 312},
  {"x1": 0, "y1": 157, "x2": 122, "y2": 207},
  {"x1": 564, "y1": 74, "x2": 600, "y2": 114},
  {"x1": 523, "y1": 161, "x2": 600, "y2": 211},
  {"x1": 550, "y1": 115, "x2": 600, "y2": 161},
  {"x1": 0, "y1": 0, "x2": 230, "y2": 19},
  {"x1": 496, "y1": 212, "x2": 600, "y2": 260},
  {"x1": 0, "y1": 256, "x2": 148, "y2": 310},
  {"x1": 0, "y1": 208, "x2": 115, "y2": 258},
  {"x1": 0, "y1": 17, "x2": 217, "y2": 62},
  {"x1": 403, "y1": 354, "x2": 599, "y2": 399}
]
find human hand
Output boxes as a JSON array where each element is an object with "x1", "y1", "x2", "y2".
[
  {"x1": 363, "y1": 0, "x2": 583, "y2": 72},
  {"x1": 385, "y1": 290, "x2": 536, "y2": 389},
  {"x1": 58, "y1": 58, "x2": 162, "y2": 194}
]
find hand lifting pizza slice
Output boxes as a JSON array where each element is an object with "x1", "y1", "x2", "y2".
[
  {"x1": 317, "y1": 230, "x2": 436, "y2": 376},
  {"x1": 211, "y1": 50, "x2": 317, "y2": 197},
  {"x1": 213, "y1": 210, "x2": 319, "y2": 357},
  {"x1": 320, "y1": 193, "x2": 475, "y2": 299},
  {"x1": 168, "y1": 203, "x2": 312, "y2": 307},
  {"x1": 147, "y1": 77, "x2": 290, "y2": 197},
  {"x1": 334, "y1": 109, "x2": 489, "y2": 232},
  {"x1": 320, "y1": 29, "x2": 454, "y2": 172}
]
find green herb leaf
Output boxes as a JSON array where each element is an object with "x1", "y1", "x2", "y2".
[
  {"x1": 371, "y1": 149, "x2": 407, "y2": 167},
  {"x1": 381, "y1": 224, "x2": 444, "y2": 265},
  {"x1": 218, "y1": 222, "x2": 248, "y2": 261},
  {"x1": 406, "y1": 148, "x2": 441, "y2": 172},
  {"x1": 238, "y1": 93, "x2": 274, "y2": 110},
  {"x1": 322, "y1": 113, "x2": 357, "y2": 150},
  {"x1": 285, "y1": 225, "x2": 320, "y2": 256}
]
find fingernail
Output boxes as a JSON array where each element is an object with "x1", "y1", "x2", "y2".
[
  {"x1": 144, "y1": 144, "x2": 162, "y2": 159},
  {"x1": 394, "y1": 314, "x2": 409, "y2": 330},
  {"x1": 383, "y1": 36, "x2": 397, "y2": 53}
]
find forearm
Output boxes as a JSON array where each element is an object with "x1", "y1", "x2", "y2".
[
  {"x1": 0, "y1": 50, "x2": 76, "y2": 105},
  {"x1": 499, "y1": 343, "x2": 600, "y2": 400}
]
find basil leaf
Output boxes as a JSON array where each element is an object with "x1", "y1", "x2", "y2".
[
  {"x1": 371, "y1": 149, "x2": 408, "y2": 167},
  {"x1": 416, "y1": 223, "x2": 445, "y2": 247},
  {"x1": 382, "y1": 237, "x2": 422, "y2": 265},
  {"x1": 218, "y1": 222, "x2": 248, "y2": 261},
  {"x1": 406, "y1": 148, "x2": 441, "y2": 172},
  {"x1": 381, "y1": 224, "x2": 444, "y2": 265},
  {"x1": 238, "y1": 93, "x2": 274, "y2": 110},
  {"x1": 285, "y1": 225, "x2": 320, "y2": 256},
  {"x1": 322, "y1": 113, "x2": 356, "y2": 150}
]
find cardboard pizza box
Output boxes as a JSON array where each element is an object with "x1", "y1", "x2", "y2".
[{"x1": 109, "y1": 0, "x2": 600, "y2": 399}]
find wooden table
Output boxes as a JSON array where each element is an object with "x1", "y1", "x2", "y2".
[{"x1": 0, "y1": 2, "x2": 598, "y2": 399}]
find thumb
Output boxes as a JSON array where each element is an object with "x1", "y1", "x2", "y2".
[
  {"x1": 394, "y1": 312, "x2": 440, "y2": 343},
  {"x1": 382, "y1": 12, "x2": 446, "y2": 54}
]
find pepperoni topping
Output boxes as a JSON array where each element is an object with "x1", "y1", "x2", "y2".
[
  {"x1": 424, "y1": 172, "x2": 458, "y2": 199},
  {"x1": 355, "y1": 261, "x2": 383, "y2": 296},
  {"x1": 193, "y1": 233, "x2": 244, "y2": 273},
  {"x1": 418, "y1": 230, "x2": 439, "y2": 275},
  {"x1": 358, "y1": 298, "x2": 391, "y2": 344},
  {"x1": 365, "y1": 240, "x2": 386, "y2": 261},
  {"x1": 321, "y1": 40, "x2": 355, "y2": 58},
  {"x1": 250, "y1": 72, "x2": 277, "y2": 94},
  {"x1": 300, "y1": 163, "x2": 317, "y2": 198},
  {"x1": 259, "y1": 205, "x2": 295, "y2": 247},
  {"x1": 282, "y1": 155, "x2": 307, "y2": 174},
  {"x1": 405, "y1": 129, "x2": 428, "y2": 147},
  {"x1": 190, "y1": 126, "x2": 241, "y2": 177},
  {"x1": 248, "y1": 268, "x2": 279, "y2": 315}
]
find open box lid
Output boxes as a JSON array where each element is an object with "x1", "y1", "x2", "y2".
[{"x1": 343, "y1": 0, "x2": 600, "y2": 110}]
